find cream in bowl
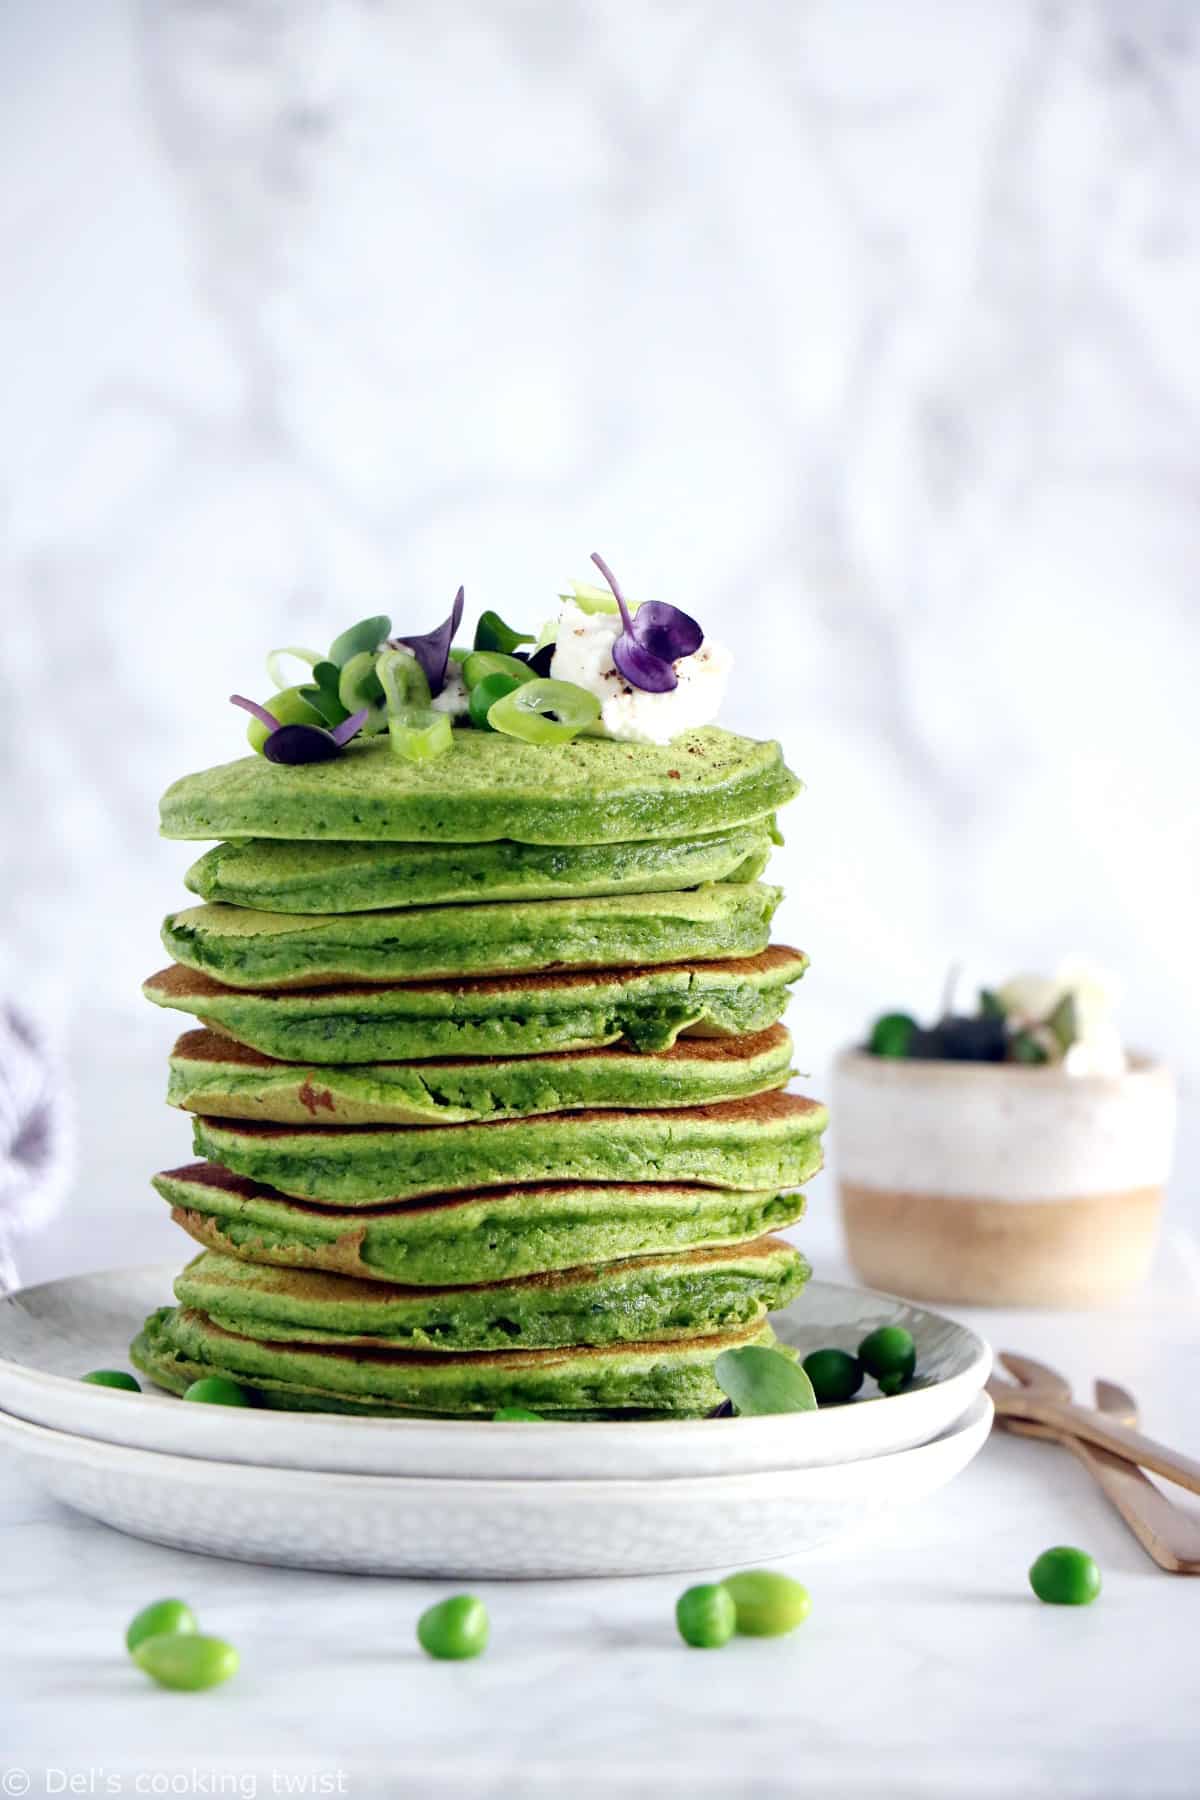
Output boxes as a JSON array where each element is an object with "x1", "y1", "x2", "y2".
[{"x1": 833, "y1": 965, "x2": 1176, "y2": 1308}]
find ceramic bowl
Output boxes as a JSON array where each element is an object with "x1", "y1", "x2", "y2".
[
  {"x1": 0, "y1": 1264, "x2": 990, "y2": 1479},
  {"x1": 0, "y1": 1394, "x2": 993, "y2": 1577},
  {"x1": 833, "y1": 1049, "x2": 1176, "y2": 1306}
]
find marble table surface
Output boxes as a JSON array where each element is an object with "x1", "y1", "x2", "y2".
[{"x1": 5, "y1": 1240, "x2": 1199, "y2": 1800}]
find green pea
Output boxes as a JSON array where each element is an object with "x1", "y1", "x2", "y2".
[
  {"x1": 126, "y1": 1598, "x2": 198, "y2": 1655},
  {"x1": 722, "y1": 1569, "x2": 812, "y2": 1637},
  {"x1": 492, "y1": 1407, "x2": 544, "y2": 1421},
  {"x1": 1029, "y1": 1546, "x2": 1101, "y2": 1606},
  {"x1": 133, "y1": 1633, "x2": 239, "y2": 1691},
  {"x1": 417, "y1": 1594, "x2": 490, "y2": 1661},
  {"x1": 868, "y1": 1012, "x2": 918, "y2": 1057},
  {"x1": 82, "y1": 1369, "x2": 141, "y2": 1392},
  {"x1": 858, "y1": 1325, "x2": 916, "y2": 1382},
  {"x1": 801, "y1": 1348, "x2": 863, "y2": 1405},
  {"x1": 182, "y1": 1376, "x2": 256, "y2": 1407},
  {"x1": 675, "y1": 1583, "x2": 736, "y2": 1649},
  {"x1": 876, "y1": 1370, "x2": 912, "y2": 1396}
]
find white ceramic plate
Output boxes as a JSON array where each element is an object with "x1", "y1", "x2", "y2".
[
  {"x1": 0, "y1": 1264, "x2": 990, "y2": 1480},
  {"x1": 0, "y1": 1394, "x2": 993, "y2": 1577}
]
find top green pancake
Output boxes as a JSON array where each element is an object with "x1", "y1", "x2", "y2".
[{"x1": 159, "y1": 728, "x2": 800, "y2": 846}]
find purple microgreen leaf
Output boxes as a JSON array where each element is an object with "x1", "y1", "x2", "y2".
[
  {"x1": 590, "y1": 552, "x2": 704, "y2": 694},
  {"x1": 262, "y1": 723, "x2": 342, "y2": 765},
  {"x1": 329, "y1": 706, "x2": 371, "y2": 747},
  {"x1": 393, "y1": 586, "x2": 465, "y2": 698},
  {"x1": 230, "y1": 695, "x2": 281, "y2": 733},
  {"x1": 612, "y1": 635, "x2": 678, "y2": 692},
  {"x1": 629, "y1": 598, "x2": 703, "y2": 662}
]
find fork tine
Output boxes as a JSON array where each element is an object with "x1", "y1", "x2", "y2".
[{"x1": 998, "y1": 1351, "x2": 1073, "y2": 1397}]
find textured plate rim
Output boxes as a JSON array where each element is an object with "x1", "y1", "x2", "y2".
[{"x1": 0, "y1": 1390, "x2": 994, "y2": 1498}]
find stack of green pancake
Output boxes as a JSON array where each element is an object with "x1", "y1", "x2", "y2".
[{"x1": 134, "y1": 726, "x2": 826, "y2": 1418}]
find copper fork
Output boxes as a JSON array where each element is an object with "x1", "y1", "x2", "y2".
[{"x1": 991, "y1": 1352, "x2": 1200, "y2": 1575}]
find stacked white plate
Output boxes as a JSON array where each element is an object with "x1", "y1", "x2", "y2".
[{"x1": 0, "y1": 1266, "x2": 991, "y2": 1577}]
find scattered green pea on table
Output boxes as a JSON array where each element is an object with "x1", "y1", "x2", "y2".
[
  {"x1": 1029, "y1": 1546, "x2": 1102, "y2": 1606},
  {"x1": 134, "y1": 1635, "x2": 241, "y2": 1692},
  {"x1": 723, "y1": 1570, "x2": 812, "y2": 1637},
  {"x1": 126, "y1": 1598, "x2": 198, "y2": 1654},
  {"x1": 675, "y1": 1584, "x2": 737, "y2": 1649},
  {"x1": 417, "y1": 1594, "x2": 490, "y2": 1660},
  {"x1": 125, "y1": 1597, "x2": 239, "y2": 1692},
  {"x1": 675, "y1": 1569, "x2": 811, "y2": 1648}
]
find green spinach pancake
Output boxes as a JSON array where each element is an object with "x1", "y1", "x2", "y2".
[
  {"x1": 184, "y1": 823, "x2": 775, "y2": 913},
  {"x1": 158, "y1": 727, "x2": 799, "y2": 846},
  {"x1": 132, "y1": 1305, "x2": 786, "y2": 1418},
  {"x1": 189, "y1": 1090, "x2": 829, "y2": 1205},
  {"x1": 154, "y1": 1164, "x2": 811, "y2": 1284},
  {"x1": 160, "y1": 883, "x2": 782, "y2": 988},
  {"x1": 142, "y1": 945, "x2": 809, "y2": 1061},
  {"x1": 166, "y1": 1024, "x2": 795, "y2": 1125},
  {"x1": 172, "y1": 1238, "x2": 809, "y2": 1352}
]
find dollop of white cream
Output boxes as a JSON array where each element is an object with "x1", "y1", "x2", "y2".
[
  {"x1": 431, "y1": 659, "x2": 470, "y2": 718},
  {"x1": 548, "y1": 601, "x2": 732, "y2": 745},
  {"x1": 997, "y1": 959, "x2": 1127, "y2": 1076}
]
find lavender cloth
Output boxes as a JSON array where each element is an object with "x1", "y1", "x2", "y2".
[{"x1": 0, "y1": 1005, "x2": 70, "y2": 1293}]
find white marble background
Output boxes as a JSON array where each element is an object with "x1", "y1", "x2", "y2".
[{"x1": 3, "y1": 0, "x2": 1198, "y2": 1282}]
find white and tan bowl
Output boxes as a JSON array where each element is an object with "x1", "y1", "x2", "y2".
[{"x1": 832, "y1": 1050, "x2": 1176, "y2": 1307}]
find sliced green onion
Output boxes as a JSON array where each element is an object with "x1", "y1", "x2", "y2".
[
  {"x1": 473, "y1": 610, "x2": 534, "y2": 655},
  {"x1": 337, "y1": 651, "x2": 388, "y2": 734},
  {"x1": 487, "y1": 678, "x2": 601, "y2": 745},
  {"x1": 376, "y1": 647, "x2": 432, "y2": 714},
  {"x1": 328, "y1": 614, "x2": 391, "y2": 668},
  {"x1": 265, "y1": 646, "x2": 320, "y2": 689},
  {"x1": 244, "y1": 687, "x2": 325, "y2": 754},
  {"x1": 461, "y1": 650, "x2": 537, "y2": 691},
  {"x1": 469, "y1": 672, "x2": 521, "y2": 731},
  {"x1": 558, "y1": 580, "x2": 645, "y2": 616},
  {"x1": 388, "y1": 707, "x2": 453, "y2": 762}
]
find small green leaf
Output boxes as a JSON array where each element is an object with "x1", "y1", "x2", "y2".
[
  {"x1": 328, "y1": 615, "x2": 391, "y2": 668},
  {"x1": 1011, "y1": 1029, "x2": 1049, "y2": 1065},
  {"x1": 300, "y1": 660, "x2": 350, "y2": 726},
  {"x1": 473, "y1": 610, "x2": 534, "y2": 655},
  {"x1": 714, "y1": 1346, "x2": 817, "y2": 1416},
  {"x1": 1046, "y1": 992, "x2": 1079, "y2": 1053},
  {"x1": 978, "y1": 988, "x2": 1005, "y2": 1020}
]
